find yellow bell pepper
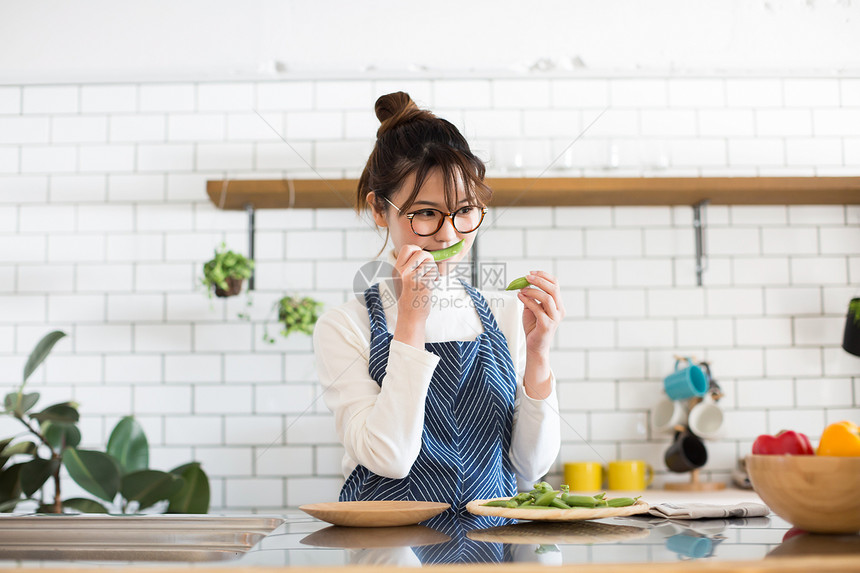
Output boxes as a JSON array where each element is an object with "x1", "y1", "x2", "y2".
[{"x1": 816, "y1": 421, "x2": 860, "y2": 457}]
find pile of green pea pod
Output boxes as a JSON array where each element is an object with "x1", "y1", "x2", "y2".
[{"x1": 482, "y1": 482, "x2": 642, "y2": 510}]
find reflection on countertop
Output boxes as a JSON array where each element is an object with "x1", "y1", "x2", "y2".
[{"x1": 1, "y1": 491, "x2": 859, "y2": 569}]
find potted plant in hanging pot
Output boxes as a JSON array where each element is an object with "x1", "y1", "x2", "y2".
[
  {"x1": 843, "y1": 298, "x2": 860, "y2": 357},
  {"x1": 200, "y1": 243, "x2": 254, "y2": 298},
  {"x1": 263, "y1": 295, "x2": 324, "y2": 343}
]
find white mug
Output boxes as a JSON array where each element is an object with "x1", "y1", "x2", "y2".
[
  {"x1": 688, "y1": 394, "x2": 723, "y2": 440},
  {"x1": 652, "y1": 397, "x2": 686, "y2": 435}
]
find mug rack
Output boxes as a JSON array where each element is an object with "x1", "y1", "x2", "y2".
[
  {"x1": 665, "y1": 468, "x2": 726, "y2": 492},
  {"x1": 661, "y1": 357, "x2": 726, "y2": 492}
]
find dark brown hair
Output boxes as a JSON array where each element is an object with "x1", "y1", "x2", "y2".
[{"x1": 357, "y1": 92, "x2": 492, "y2": 219}]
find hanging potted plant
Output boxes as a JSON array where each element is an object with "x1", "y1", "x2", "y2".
[
  {"x1": 200, "y1": 243, "x2": 254, "y2": 298},
  {"x1": 263, "y1": 296, "x2": 324, "y2": 344},
  {"x1": 842, "y1": 298, "x2": 860, "y2": 357}
]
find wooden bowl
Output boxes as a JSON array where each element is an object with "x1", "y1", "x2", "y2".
[{"x1": 746, "y1": 454, "x2": 860, "y2": 534}]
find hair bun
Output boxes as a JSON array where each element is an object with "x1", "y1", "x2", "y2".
[
  {"x1": 375, "y1": 92, "x2": 417, "y2": 123},
  {"x1": 374, "y1": 92, "x2": 423, "y2": 136}
]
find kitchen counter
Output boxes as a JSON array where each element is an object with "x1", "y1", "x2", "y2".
[{"x1": 1, "y1": 489, "x2": 859, "y2": 572}]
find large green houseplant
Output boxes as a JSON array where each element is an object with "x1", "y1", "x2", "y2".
[{"x1": 0, "y1": 331, "x2": 209, "y2": 514}]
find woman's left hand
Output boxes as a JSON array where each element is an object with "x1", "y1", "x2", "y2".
[{"x1": 516, "y1": 271, "x2": 565, "y2": 357}]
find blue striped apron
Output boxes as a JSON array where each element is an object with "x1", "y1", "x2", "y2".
[{"x1": 340, "y1": 279, "x2": 518, "y2": 524}]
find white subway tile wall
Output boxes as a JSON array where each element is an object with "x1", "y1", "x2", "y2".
[{"x1": 0, "y1": 76, "x2": 858, "y2": 510}]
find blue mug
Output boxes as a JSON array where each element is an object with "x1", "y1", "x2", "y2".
[
  {"x1": 663, "y1": 358, "x2": 708, "y2": 400},
  {"x1": 666, "y1": 533, "x2": 713, "y2": 559}
]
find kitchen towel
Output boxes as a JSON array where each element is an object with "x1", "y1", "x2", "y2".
[{"x1": 648, "y1": 502, "x2": 770, "y2": 520}]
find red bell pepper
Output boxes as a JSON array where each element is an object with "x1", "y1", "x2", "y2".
[{"x1": 751, "y1": 430, "x2": 814, "y2": 455}]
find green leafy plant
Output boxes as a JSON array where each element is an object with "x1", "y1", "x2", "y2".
[
  {"x1": 201, "y1": 243, "x2": 254, "y2": 298},
  {"x1": 263, "y1": 296, "x2": 324, "y2": 343},
  {"x1": 1, "y1": 331, "x2": 210, "y2": 514},
  {"x1": 849, "y1": 298, "x2": 860, "y2": 326}
]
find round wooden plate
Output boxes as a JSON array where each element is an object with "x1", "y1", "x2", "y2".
[
  {"x1": 466, "y1": 498, "x2": 650, "y2": 521},
  {"x1": 299, "y1": 501, "x2": 450, "y2": 527}
]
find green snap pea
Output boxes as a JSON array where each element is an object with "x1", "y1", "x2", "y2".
[
  {"x1": 518, "y1": 500, "x2": 535, "y2": 507},
  {"x1": 429, "y1": 240, "x2": 464, "y2": 262},
  {"x1": 606, "y1": 496, "x2": 641, "y2": 508},
  {"x1": 512, "y1": 492, "x2": 533, "y2": 503},
  {"x1": 534, "y1": 490, "x2": 559, "y2": 506},
  {"x1": 561, "y1": 494, "x2": 598, "y2": 508},
  {"x1": 549, "y1": 497, "x2": 571, "y2": 509},
  {"x1": 593, "y1": 492, "x2": 606, "y2": 500},
  {"x1": 505, "y1": 276, "x2": 530, "y2": 291},
  {"x1": 482, "y1": 499, "x2": 518, "y2": 508}
]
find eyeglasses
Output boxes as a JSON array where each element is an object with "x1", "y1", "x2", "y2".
[{"x1": 383, "y1": 197, "x2": 488, "y2": 237}]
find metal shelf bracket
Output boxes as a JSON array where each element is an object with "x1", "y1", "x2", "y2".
[
  {"x1": 246, "y1": 203, "x2": 256, "y2": 291},
  {"x1": 693, "y1": 200, "x2": 709, "y2": 287}
]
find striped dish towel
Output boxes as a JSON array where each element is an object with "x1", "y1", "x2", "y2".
[{"x1": 648, "y1": 502, "x2": 770, "y2": 519}]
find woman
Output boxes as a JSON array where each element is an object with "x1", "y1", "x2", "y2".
[{"x1": 313, "y1": 92, "x2": 563, "y2": 515}]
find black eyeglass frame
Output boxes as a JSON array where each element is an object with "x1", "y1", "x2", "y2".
[{"x1": 383, "y1": 196, "x2": 488, "y2": 237}]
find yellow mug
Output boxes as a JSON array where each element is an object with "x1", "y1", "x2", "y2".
[
  {"x1": 563, "y1": 461, "x2": 603, "y2": 492},
  {"x1": 608, "y1": 460, "x2": 654, "y2": 491}
]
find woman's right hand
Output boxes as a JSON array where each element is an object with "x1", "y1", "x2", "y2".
[{"x1": 392, "y1": 244, "x2": 438, "y2": 322}]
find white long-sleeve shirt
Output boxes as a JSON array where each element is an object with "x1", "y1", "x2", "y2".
[{"x1": 312, "y1": 276, "x2": 561, "y2": 489}]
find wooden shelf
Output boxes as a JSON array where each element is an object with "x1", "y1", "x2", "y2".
[{"x1": 206, "y1": 176, "x2": 860, "y2": 210}]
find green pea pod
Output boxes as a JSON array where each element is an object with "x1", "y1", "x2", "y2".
[
  {"x1": 519, "y1": 505, "x2": 557, "y2": 509},
  {"x1": 529, "y1": 483, "x2": 552, "y2": 496},
  {"x1": 430, "y1": 240, "x2": 464, "y2": 262},
  {"x1": 518, "y1": 500, "x2": 535, "y2": 507},
  {"x1": 534, "y1": 490, "x2": 558, "y2": 506},
  {"x1": 512, "y1": 492, "x2": 532, "y2": 503},
  {"x1": 562, "y1": 494, "x2": 598, "y2": 508},
  {"x1": 505, "y1": 276, "x2": 530, "y2": 291},
  {"x1": 549, "y1": 497, "x2": 571, "y2": 510},
  {"x1": 595, "y1": 499, "x2": 608, "y2": 507},
  {"x1": 483, "y1": 499, "x2": 515, "y2": 507},
  {"x1": 607, "y1": 496, "x2": 641, "y2": 508},
  {"x1": 538, "y1": 481, "x2": 554, "y2": 491},
  {"x1": 593, "y1": 492, "x2": 606, "y2": 500}
]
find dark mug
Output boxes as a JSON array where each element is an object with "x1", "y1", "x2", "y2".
[
  {"x1": 842, "y1": 298, "x2": 860, "y2": 357},
  {"x1": 665, "y1": 428, "x2": 708, "y2": 473}
]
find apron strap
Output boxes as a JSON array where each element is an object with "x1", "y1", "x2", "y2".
[
  {"x1": 459, "y1": 279, "x2": 502, "y2": 333},
  {"x1": 364, "y1": 283, "x2": 389, "y2": 336}
]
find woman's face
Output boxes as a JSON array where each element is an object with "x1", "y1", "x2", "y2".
[{"x1": 370, "y1": 169, "x2": 480, "y2": 276}]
